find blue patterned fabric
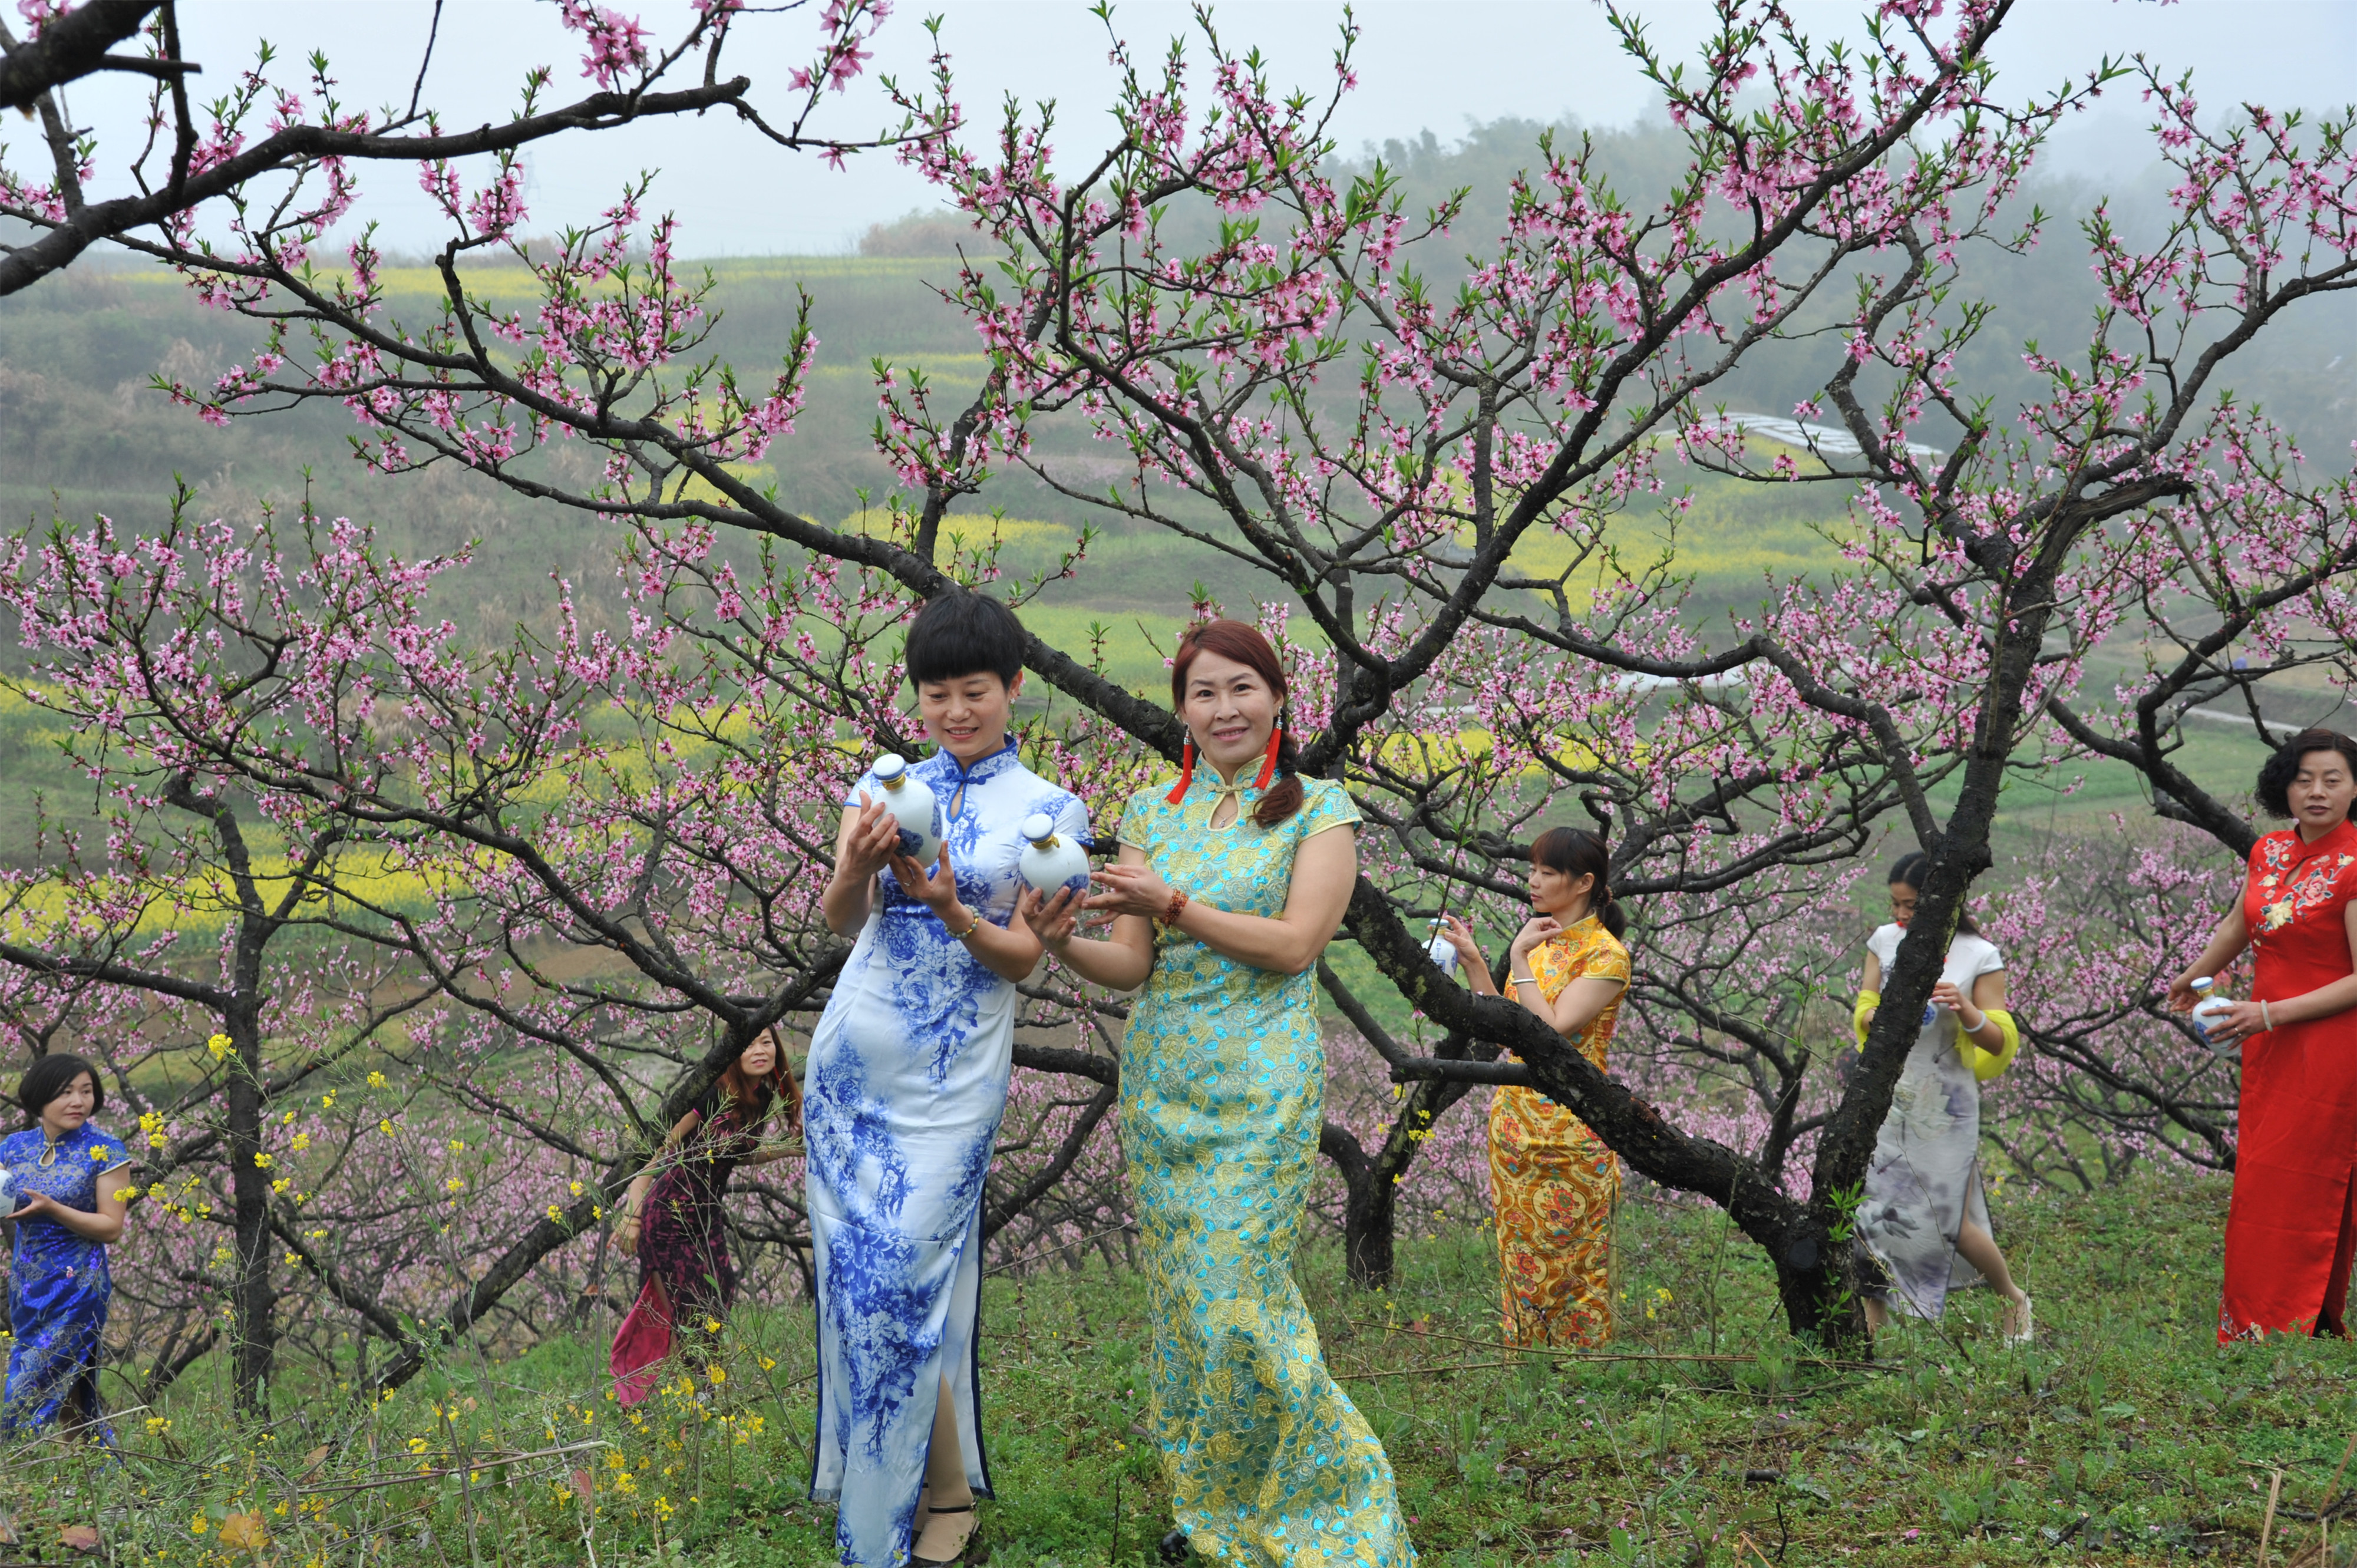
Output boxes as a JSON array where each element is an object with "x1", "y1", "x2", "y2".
[
  {"x1": 806, "y1": 740, "x2": 1087, "y2": 1566},
  {"x1": 1117, "y1": 775, "x2": 1416, "y2": 1566},
  {"x1": 1, "y1": 1121, "x2": 129, "y2": 1442}
]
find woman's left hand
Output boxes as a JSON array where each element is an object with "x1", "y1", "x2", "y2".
[
  {"x1": 1929, "y1": 981, "x2": 1982, "y2": 1027},
  {"x1": 1510, "y1": 915, "x2": 1562, "y2": 958},
  {"x1": 1084, "y1": 863, "x2": 1176, "y2": 920},
  {"x1": 15, "y1": 1191, "x2": 59, "y2": 1222},
  {"x1": 2202, "y1": 998, "x2": 2272, "y2": 1044},
  {"x1": 888, "y1": 845, "x2": 965, "y2": 920}
]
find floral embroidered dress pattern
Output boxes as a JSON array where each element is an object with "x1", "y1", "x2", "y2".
[
  {"x1": 0, "y1": 1120, "x2": 130, "y2": 1440},
  {"x1": 805, "y1": 740, "x2": 1088, "y2": 1566},
  {"x1": 1852, "y1": 926, "x2": 2007, "y2": 1321},
  {"x1": 637, "y1": 1094, "x2": 767, "y2": 1352},
  {"x1": 1487, "y1": 916, "x2": 1628, "y2": 1349},
  {"x1": 2220, "y1": 818, "x2": 2357, "y2": 1342},
  {"x1": 1117, "y1": 775, "x2": 1415, "y2": 1566}
]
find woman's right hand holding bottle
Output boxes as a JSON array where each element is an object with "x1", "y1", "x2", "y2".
[
  {"x1": 2165, "y1": 968, "x2": 2206, "y2": 1014},
  {"x1": 837, "y1": 792, "x2": 902, "y2": 885},
  {"x1": 1440, "y1": 915, "x2": 1496, "y2": 994}
]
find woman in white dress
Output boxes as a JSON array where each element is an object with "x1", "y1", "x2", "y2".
[
  {"x1": 805, "y1": 590, "x2": 1088, "y2": 1568},
  {"x1": 1851, "y1": 852, "x2": 2035, "y2": 1341}
]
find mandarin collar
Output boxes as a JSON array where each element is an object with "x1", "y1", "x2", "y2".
[
  {"x1": 932, "y1": 737, "x2": 1019, "y2": 788},
  {"x1": 2286, "y1": 815, "x2": 2357, "y2": 863}
]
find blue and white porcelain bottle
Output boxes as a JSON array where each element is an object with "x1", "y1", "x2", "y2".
[{"x1": 872, "y1": 753, "x2": 943, "y2": 864}]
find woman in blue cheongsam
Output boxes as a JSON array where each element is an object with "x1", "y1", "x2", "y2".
[
  {"x1": 0, "y1": 1053, "x2": 132, "y2": 1442},
  {"x1": 806, "y1": 590, "x2": 1086, "y2": 1568}
]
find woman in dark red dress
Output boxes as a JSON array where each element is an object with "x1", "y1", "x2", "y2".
[
  {"x1": 2172, "y1": 729, "x2": 2357, "y2": 1342},
  {"x1": 613, "y1": 1029, "x2": 802, "y2": 1393}
]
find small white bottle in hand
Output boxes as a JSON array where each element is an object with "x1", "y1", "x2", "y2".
[
  {"x1": 2187, "y1": 976, "x2": 2240, "y2": 1055},
  {"x1": 1427, "y1": 918, "x2": 1460, "y2": 976},
  {"x1": 870, "y1": 754, "x2": 943, "y2": 866},
  {"x1": 1018, "y1": 812, "x2": 1090, "y2": 899}
]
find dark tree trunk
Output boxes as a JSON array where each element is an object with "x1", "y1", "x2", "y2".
[
  {"x1": 224, "y1": 1007, "x2": 275, "y2": 1415},
  {"x1": 1319, "y1": 1069, "x2": 1477, "y2": 1292},
  {"x1": 1317, "y1": 1123, "x2": 1392, "y2": 1289}
]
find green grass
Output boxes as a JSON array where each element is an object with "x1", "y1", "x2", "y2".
[{"x1": 31, "y1": 1174, "x2": 2353, "y2": 1565}]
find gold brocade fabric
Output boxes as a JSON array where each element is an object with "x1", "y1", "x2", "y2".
[
  {"x1": 1117, "y1": 777, "x2": 1415, "y2": 1566},
  {"x1": 1488, "y1": 916, "x2": 1629, "y2": 1349}
]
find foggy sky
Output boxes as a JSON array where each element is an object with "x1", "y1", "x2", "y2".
[{"x1": 56, "y1": 0, "x2": 2357, "y2": 256}]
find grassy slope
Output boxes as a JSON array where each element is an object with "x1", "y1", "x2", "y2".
[{"x1": 45, "y1": 1176, "x2": 2349, "y2": 1566}]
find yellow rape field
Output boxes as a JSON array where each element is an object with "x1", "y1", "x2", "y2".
[{"x1": 2, "y1": 848, "x2": 458, "y2": 939}]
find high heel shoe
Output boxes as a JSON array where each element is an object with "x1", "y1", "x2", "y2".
[
  {"x1": 910, "y1": 1499, "x2": 978, "y2": 1567},
  {"x1": 2002, "y1": 1294, "x2": 2035, "y2": 1347},
  {"x1": 1158, "y1": 1529, "x2": 1191, "y2": 1564}
]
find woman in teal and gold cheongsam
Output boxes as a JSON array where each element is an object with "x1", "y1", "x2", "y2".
[{"x1": 1021, "y1": 620, "x2": 1414, "y2": 1567}]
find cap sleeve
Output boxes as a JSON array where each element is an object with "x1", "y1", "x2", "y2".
[
  {"x1": 1294, "y1": 778, "x2": 1362, "y2": 841},
  {"x1": 1582, "y1": 935, "x2": 1632, "y2": 987},
  {"x1": 1969, "y1": 935, "x2": 2006, "y2": 981},
  {"x1": 1117, "y1": 785, "x2": 1161, "y2": 853},
  {"x1": 1052, "y1": 791, "x2": 1093, "y2": 849},
  {"x1": 1865, "y1": 923, "x2": 1902, "y2": 968},
  {"x1": 85, "y1": 1125, "x2": 132, "y2": 1176}
]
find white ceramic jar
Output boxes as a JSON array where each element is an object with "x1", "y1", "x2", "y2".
[{"x1": 1018, "y1": 812, "x2": 1091, "y2": 899}]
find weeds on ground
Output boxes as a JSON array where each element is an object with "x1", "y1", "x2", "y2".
[{"x1": 6, "y1": 1173, "x2": 2352, "y2": 1564}]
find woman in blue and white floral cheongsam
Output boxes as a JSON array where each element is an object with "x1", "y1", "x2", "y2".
[
  {"x1": 0, "y1": 1053, "x2": 133, "y2": 1443},
  {"x1": 807, "y1": 592, "x2": 1087, "y2": 1568}
]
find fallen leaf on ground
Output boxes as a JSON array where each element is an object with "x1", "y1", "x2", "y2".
[
  {"x1": 58, "y1": 1523, "x2": 102, "y2": 1554},
  {"x1": 218, "y1": 1511, "x2": 268, "y2": 1549}
]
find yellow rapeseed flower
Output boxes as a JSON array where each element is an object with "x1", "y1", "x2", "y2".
[{"x1": 207, "y1": 1034, "x2": 231, "y2": 1060}]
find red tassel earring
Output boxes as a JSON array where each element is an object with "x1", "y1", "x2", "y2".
[
  {"x1": 1165, "y1": 737, "x2": 1196, "y2": 804},
  {"x1": 1253, "y1": 719, "x2": 1284, "y2": 790}
]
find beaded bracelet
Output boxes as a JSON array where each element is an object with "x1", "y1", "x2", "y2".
[
  {"x1": 948, "y1": 907, "x2": 985, "y2": 940},
  {"x1": 1161, "y1": 889, "x2": 1190, "y2": 925}
]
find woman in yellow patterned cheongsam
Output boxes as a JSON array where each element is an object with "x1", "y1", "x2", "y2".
[
  {"x1": 1019, "y1": 620, "x2": 1415, "y2": 1566},
  {"x1": 1440, "y1": 827, "x2": 1629, "y2": 1348}
]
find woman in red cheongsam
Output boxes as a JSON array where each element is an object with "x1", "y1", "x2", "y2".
[{"x1": 2172, "y1": 729, "x2": 2357, "y2": 1342}]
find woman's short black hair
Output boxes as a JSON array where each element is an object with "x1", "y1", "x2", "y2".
[
  {"x1": 904, "y1": 589, "x2": 1027, "y2": 688},
  {"x1": 2256, "y1": 728, "x2": 2357, "y2": 818},
  {"x1": 18, "y1": 1053, "x2": 103, "y2": 1124},
  {"x1": 1887, "y1": 851, "x2": 1979, "y2": 936}
]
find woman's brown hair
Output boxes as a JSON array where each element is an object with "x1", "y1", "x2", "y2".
[
  {"x1": 718, "y1": 1028, "x2": 801, "y2": 1137},
  {"x1": 1169, "y1": 619, "x2": 1305, "y2": 829}
]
